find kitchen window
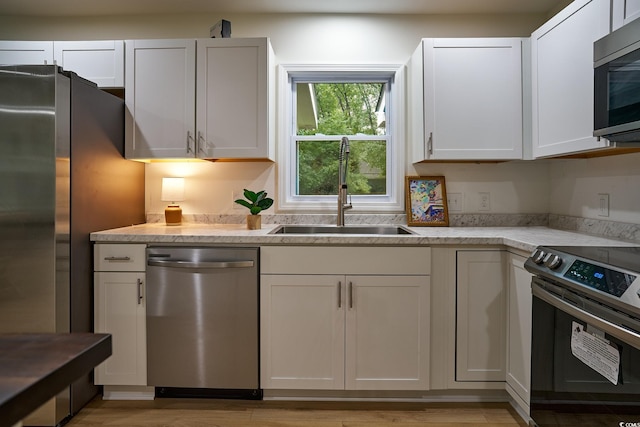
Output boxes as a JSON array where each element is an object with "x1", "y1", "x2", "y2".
[{"x1": 277, "y1": 65, "x2": 405, "y2": 212}]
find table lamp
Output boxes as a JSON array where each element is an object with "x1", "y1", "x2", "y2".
[{"x1": 161, "y1": 177, "x2": 185, "y2": 226}]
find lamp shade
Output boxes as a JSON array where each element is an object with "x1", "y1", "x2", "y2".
[{"x1": 161, "y1": 177, "x2": 185, "y2": 202}]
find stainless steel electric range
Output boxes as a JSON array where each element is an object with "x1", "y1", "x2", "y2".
[{"x1": 525, "y1": 246, "x2": 640, "y2": 427}]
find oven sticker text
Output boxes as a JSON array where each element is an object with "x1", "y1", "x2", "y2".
[
  {"x1": 620, "y1": 423, "x2": 640, "y2": 427},
  {"x1": 571, "y1": 321, "x2": 620, "y2": 385}
]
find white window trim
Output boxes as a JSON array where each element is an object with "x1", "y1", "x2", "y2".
[{"x1": 276, "y1": 63, "x2": 405, "y2": 213}]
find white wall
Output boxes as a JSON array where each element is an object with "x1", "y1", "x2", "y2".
[
  {"x1": 549, "y1": 152, "x2": 640, "y2": 224},
  {"x1": 4, "y1": 10, "x2": 636, "y2": 222}
]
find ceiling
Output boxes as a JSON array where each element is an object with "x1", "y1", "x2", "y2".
[{"x1": 0, "y1": 0, "x2": 567, "y2": 17}]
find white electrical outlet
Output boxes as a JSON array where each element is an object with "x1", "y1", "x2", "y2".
[
  {"x1": 478, "y1": 192, "x2": 491, "y2": 211},
  {"x1": 598, "y1": 193, "x2": 609, "y2": 217},
  {"x1": 447, "y1": 192, "x2": 463, "y2": 212}
]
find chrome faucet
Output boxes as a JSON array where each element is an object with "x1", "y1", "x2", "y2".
[{"x1": 337, "y1": 137, "x2": 353, "y2": 226}]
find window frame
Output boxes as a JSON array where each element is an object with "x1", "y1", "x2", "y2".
[{"x1": 277, "y1": 64, "x2": 405, "y2": 212}]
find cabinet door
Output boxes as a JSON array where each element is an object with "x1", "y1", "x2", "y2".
[
  {"x1": 261, "y1": 274, "x2": 345, "y2": 389},
  {"x1": 94, "y1": 272, "x2": 146, "y2": 386},
  {"x1": 531, "y1": 0, "x2": 611, "y2": 158},
  {"x1": 612, "y1": 0, "x2": 640, "y2": 29},
  {"x1": 456, "y1": 251, "x2": 507, "y2": 382},
  {"x1": 420, "y1": 38, "x2": 523, "y2": 160},
  {"x1": 54, "y1": 40, "x2": 124, "y2": 87},
  {"x1": 506, "y1": 253, "x2": 533, "y2": 410},
  {"x1": 196, "y1": 38, "x2": 270, "y2": 159},
  {"x1": 0, "y1": 41, "x2": 53, "y2": 65},
  {"x1": 125, "y1": 39, "x2": 196, "y2": 159},
  {"x1": 345, "y1": 275, "x2": 430, "y2": 390}
]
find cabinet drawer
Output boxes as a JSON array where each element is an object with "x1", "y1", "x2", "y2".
[{"x1": 95, "y1": 244, "x2": 146, "y2": 271}]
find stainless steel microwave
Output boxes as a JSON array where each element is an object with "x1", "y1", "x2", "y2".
[{"x1": 594, "y1": 18, "x2": 640, "y2": 142}]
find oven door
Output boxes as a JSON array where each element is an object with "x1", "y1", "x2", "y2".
[{"x1": 530, "y1": 277, "x2": 640, "y2": 427}]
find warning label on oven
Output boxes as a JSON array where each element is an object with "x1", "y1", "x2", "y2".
[{"x1": 571, "y1": 321, "x2": 620, "y2": 385}]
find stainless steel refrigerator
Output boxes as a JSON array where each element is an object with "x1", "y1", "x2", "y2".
[{"x1": 0, "y1": 65, "x2": 145, "y2": 426}]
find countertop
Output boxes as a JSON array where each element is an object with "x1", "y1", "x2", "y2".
[
  {"x1": 90, "y1": 223, "x2": 637, "y2": 253},
  {"x1": 0, "y1": 333, "x2": 111, "y2": 427}
]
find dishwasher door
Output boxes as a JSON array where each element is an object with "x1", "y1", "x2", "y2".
[{"x1": 146, "y1": 246, "x2": 259, "y2": 394}]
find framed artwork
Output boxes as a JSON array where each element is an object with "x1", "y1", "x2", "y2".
[{"x1": 405, "y1": 176, "x2": 449, "y2": 226}]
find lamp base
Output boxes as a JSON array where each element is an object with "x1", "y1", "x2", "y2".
[{"x1": 165, "y1": 205, "x2": 182, "y2": 226}]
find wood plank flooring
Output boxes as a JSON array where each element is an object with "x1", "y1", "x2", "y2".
[{"x1": 66, "y1": 398, "x2": 529, "y2": 427}]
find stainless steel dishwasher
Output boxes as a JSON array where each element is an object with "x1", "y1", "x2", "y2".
[{"x1": 146, "y1": 246, "x2": 260, "y2": 399}]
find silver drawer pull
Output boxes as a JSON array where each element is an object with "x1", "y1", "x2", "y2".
[
  {"x1": 104, "y1": 256, "x2": 131, "y2": 261},
  {"x1": 147, "y1": 259, "x2": 254, "y2": 269}
]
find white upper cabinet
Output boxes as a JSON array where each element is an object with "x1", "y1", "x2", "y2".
[
  {"x1": 409, "y1": 38, "x2": 524, "y2": 161},
  {"x1": 531, "y1": 0, "x2": 611, "y2": 158},
  {"x1": 0, "y1": 41, "x2": 54, "y2": 65},
  {"x1": 0, "y1": 40, "x2": 124, "y2": 88},
  {"x1": 196, "y1": 38, "x2": 273, "y2": 159},
  {"x1": 125, "y1": 39, "x2": 196, "y2": 159},
  {"x1": 54, "y1": 40, "x2": 124, "y2": 87},
  {"x1": 125, "y1": 37, "x2": 274, "y2": 160},
  {"x1": 612, "y1": 0, "x2": 640, "y2": 30}
]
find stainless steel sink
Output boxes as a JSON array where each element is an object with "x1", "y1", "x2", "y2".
[{"x1": 269, "y1": 225, "x2": 416, "y2": 235}]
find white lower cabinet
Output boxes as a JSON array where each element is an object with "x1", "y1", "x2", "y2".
[
  {"x1": 506, "y1": 252, "x2": 533, "y2": 413},
  {"x1": 260, "y1": 246, "x2": 431, "y2": 391},
  {"x1": 94, "y1": 244, "x2": 147, "y2": 386},
  {"x1": 456, "y1": 250, "x2": 507, "y2": 382},
  {"x1": 261, "y1": 274, "x2": 345, "y2": 390},
  {"x1": 345, "y1": 275, "x2": 429, "y2": 390}
]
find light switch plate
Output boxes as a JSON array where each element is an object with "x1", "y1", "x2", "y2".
[
  {"x1": 447, "y1": 192, "x2": 462, "y2": 212},
  {"x1": 598, "y1": 193, "x2": 609, "y2": 217},
  {"x1": 478, "y1": 192, "x2": 490, "y2": 212}
]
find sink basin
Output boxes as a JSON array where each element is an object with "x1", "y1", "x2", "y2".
[{"x1": 269, "y1": 225, "x2": 416, "y2": 235}]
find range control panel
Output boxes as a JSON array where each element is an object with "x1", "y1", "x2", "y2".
[{"x1": 525, "y1": 246, "x2": 640, "y2": 314}]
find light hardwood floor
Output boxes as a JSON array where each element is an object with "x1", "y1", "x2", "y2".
[{"x1": 66, "y1": 398, "x2": 528, "y2": 427}]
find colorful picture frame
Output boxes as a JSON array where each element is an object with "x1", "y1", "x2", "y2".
[{"x1": 405, "y1": 176, "x2": 449, "y2": 226}]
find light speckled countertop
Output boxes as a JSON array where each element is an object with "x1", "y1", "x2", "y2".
[{"x1": 90, "y1": 223, "x2": 637, "y2": 253}]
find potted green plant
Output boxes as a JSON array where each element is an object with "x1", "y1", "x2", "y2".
[{"x1": 234, "y1": 189, "x2": 274, "y2": 230}]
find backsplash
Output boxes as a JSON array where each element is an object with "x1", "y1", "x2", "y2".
[
  {"x1": 549, "y1": 214, "x2": 640, "y2": 243},
  {"x1": 145, "y1": 212, "x2": 639, "y2": 243},
  {"x1": 147, "y1": 213, "x2": 549, "y2": 227}
]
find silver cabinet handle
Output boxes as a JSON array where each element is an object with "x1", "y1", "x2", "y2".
[
  {"x1": 137, "y1": 278, "x2": 143, "y2": 304},
  {"x1": 427, "y1": 131, "x2": 433, "y2": 156},
  {"x1": 338, "y1": 281, "x2": 342, "y2": 308},
  {"x1": 197, "y1": 131, "x2": 206, "y2": 155},
  {"x1": 147, "y1": 259, "x2": 254, "y2": 269},
  {"x1": 348, "y1": 281, "x2": 353, "y2": 309},
  {"x1": 187, "y1": 131, "x2": 195, "y2": 154},
  {"x1": 104, "y1": 256, "x2": 131, "y2": 261}
]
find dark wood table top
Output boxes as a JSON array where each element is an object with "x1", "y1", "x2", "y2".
[{"x1": 0, "y1": 333, "x2": 112, "y2": 427}]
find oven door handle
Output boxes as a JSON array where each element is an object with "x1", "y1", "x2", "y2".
[{"x1": 532, "y1": 282, "x2": 640, "y2": 349}]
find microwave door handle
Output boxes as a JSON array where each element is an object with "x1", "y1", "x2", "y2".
[
  {"x1": 147, "y1": 259, "x2": 254, "y2": 269},
  {"x1": 532, "y1": 282, "x2": 640, "y2": 349}
]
